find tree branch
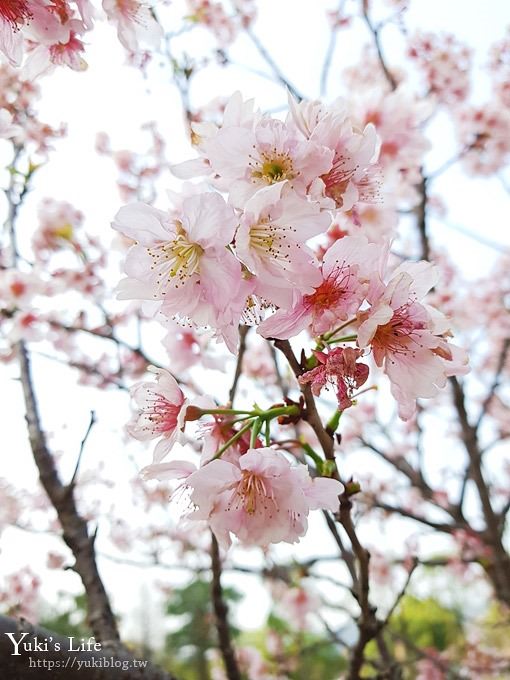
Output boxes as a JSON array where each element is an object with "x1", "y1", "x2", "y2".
[
  {"x1": 210, "y1": 535, "x2": 241, "y2": 680},
  {"x1": 16, "y1": 341, "x2": 123, "y2": 649},
  {"x1": 0, "y1": 614, "x2": 177, "y2": 680}
]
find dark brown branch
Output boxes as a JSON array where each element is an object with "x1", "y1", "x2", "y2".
[
  {"x1": 17, "y1": 341, "x2": 122, "y2": 649},
  {"x1": 273, "y1": 339, "x2": 397, "y2": 676},
  {"x1": 450, "y1": 376, "x2": 510, "y2": 605},
  {"x1": 69, "y1": 410, "x2": 96, "y2": 490},
  {"x1": 373, "y1": 500, "x2": 459, "y2": 534},
  {"x1": 267, "y1": 340, "x2": 289, "y2": 398},
  {"x1": 416, "y1": 174, "x2": 430, "y2": 261},
  {"x1": 322, "y1": 510, "x2": 359, "y2": 588},
  {"x1": 273, "y1": 339, "x2": 336, "y2": 463},
  {"x1": 210, "y1": 535, "x2": 241, "y2": 680},
  {"x1": 0, "y1": 615, "x2": 176, "y2": 680},
  {"x1": 360, "y1": 437, "x2": 464, "y2": 523}
]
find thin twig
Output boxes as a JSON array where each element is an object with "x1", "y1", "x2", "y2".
[
  {"x1": 361, "y1": 0, "x2": 398, "y2": 91},
  {"x1": 228, "y1": 325, "x2": 249, "y2": 405},
  {"x1": 320, "y1": 0, "x2": 345, "y2": 97},
  {"x1": 68, "y1": 410, "x2": 96, "y2": 489},
  {"x1": 244, "y1": 26, "x2": 304, "y2": 101}
]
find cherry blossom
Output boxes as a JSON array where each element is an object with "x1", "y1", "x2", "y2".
[
  {"x1": 185, "y1": 447, "x2": 343, "y2": 548},
  {"x1": 23, "y1": 20, "x2": 88, "y2": 79},
  {"x1": 201, "y1": 115, "x2": 334, "y2": 207},
  {"x1": 357, "y1": 262, "x2": 469, "y2": 420},
  {"x1": 113, "y1": 192, "x2": 242, "y2": 336},
  {"x1": 288, "y1": 94, "x2": 381, "y2": 211},
  {"x1": 235, "y1": 182, "x2": 329, "y2": 308},
  {"x1": 102, "y1": 0, "x2": 163, "y2": 53},
  {"x1": 258, "y1": 234, "x2": 381, "y2": 339},
  {"x1": 127, "y1": 366, "x2": 188, "y2": 462}
]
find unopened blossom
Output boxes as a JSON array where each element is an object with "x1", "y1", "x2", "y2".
[
  {"x1": 185, "y1": 447, "x2": 343, "y2": 548},
  {"x1": 299, "y1": 347, "x2": 369, "y2": 411},
  {"x1": 127, "y1": 366, "x2": 188, "y2": 463},
  {"x1": 236, "y1": 182, "x2": 330, "y2": 308},
  {"x1": 113, "y1": 192, "x2": 242, "y2": 336},
  {"x1": 357, "y1": 261, "x2": 469, "y2": 420},
  {"x1": 258, "y1": 234, "x2": 381, "y2": 339},
  {"x1": 102, "y1": 0, "x2": 163, "y2": 52}
]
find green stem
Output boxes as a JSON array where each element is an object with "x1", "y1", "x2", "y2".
[
  {"x1": 213, "y1": 420, "x2": 255, "y2": 460},
  {"x1": 326, "y1": 409, "x2": 342, "y2": 433},
  {"x1": 201, "y1": 408, "x2": 254, "y2": 416},
  {"x1": 322, "y1": 317, "x2": 357, "y2": 342},
  {"x1": 250, "y1": 419, "x2": 263, "y2": 448},
  {"x1": 327, "y1": 333, "x2": 358, "y2": 345},
  {"x1": 259, "y1": 405, "x2": 300, "y2": 420},
  {"x1": 264, "y1": 419, "x2": 271, "y2": 447}
]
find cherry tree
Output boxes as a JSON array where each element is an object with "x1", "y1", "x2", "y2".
[{"x1": 0, "y1": 1, "x2": 509, "y2": 679}]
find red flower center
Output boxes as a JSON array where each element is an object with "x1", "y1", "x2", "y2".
[{"x1": 0, "y1": 0, "x2": 32, "y2": 28}]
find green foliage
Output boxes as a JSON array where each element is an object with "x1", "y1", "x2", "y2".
[
  {"x1": 258, "y1": 612, "x2": 347, "y2": 680},
  {"x1": 391, "y1": 595, "x2": 463, "y2": 651},
  {"x1": 479, "y1": 601, "x2": 510, "y2": 651},
  {"x1": 161, "y1": 578, "x2": 241, "y2": 680}
]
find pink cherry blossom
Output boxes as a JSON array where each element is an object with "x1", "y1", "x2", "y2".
[
  {"x1": 127, "y1": 366, "x2": 188, "y2": 463},
  {"x1": 288, "y1": 94, "x2": 381, "y2": 211},
  {"x1": 299, "y1": 347, "x2": 369, "y2": 411},
  {"x1": 172, "y1": 91, "x2": 260, "y2": 181},
  {"x1": 258, "y1": 234, "x2": 382, "y2": 339},
  {"x1": 33, "y1": 197, "x2": 83, "y2": 254},
  {"x1": 185, "y1": 447, "x2": 343, "y2": 548},
  {"x1": 275, "y1": 584, "x2": 320, "y2": 631},
  {"x1": 23, "y1": 21, "x2": 87, "y2": 79},
  {"x1": 357, "y1": 261, "x2": 469, "y2": 420},
  {"x1": 186, "y1": 0, "x2": 237, "y2": 46},
  {"x1": 236, "y1": 182, "x2": 330, "y2": 308},
  {"x1": 102, "y1": 0, "x2": 163, "y2": 52},
  {"x1": 0, "y1": 0, "x2": 35, "y2": 65},
  {"x1": 201, "y1": 116, "x2": 334, "y2": 207},
  {"x1": 113, "y1": 192, "x2": 242, "y2": 338},
  {"x1": 408, "y1": 31, "x2": 472, "y2": 105}
]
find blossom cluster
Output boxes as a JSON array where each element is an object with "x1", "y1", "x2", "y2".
[
  {"x1": 115, "y1": 92, "x2": 468, "y2": 419},
  {"x1": 0, "y1": 0, "x2": 162, "y2": 76},
  {"x1": 114, "y1": 92, "x2": 469, "y2": 549}
]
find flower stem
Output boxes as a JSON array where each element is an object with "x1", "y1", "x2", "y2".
[
  {"x1": 327, "y1": 333, "x2": 358, "y2": 345},
  {"x1": 213, "y1": 420, "x2": 255, "y2": 460},
  {"x1": 322, "y1": 317, "x2": 357, "y2": 342}
]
